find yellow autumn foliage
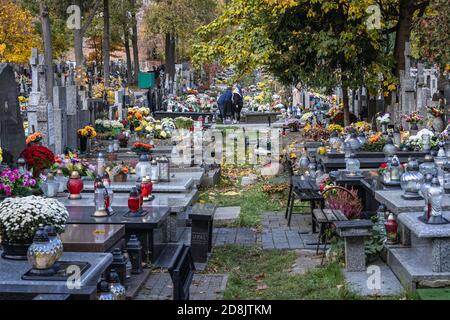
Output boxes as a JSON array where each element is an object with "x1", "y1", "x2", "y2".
[{"x1": 0, "y1": 0, "x2": 41, "y2": 63}]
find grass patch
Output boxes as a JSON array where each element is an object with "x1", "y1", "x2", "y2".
[
  {"x1": 198, "y1": 181, "x2": 286, "y2": 228},
  {"x1": 207, "y1": 245, "x2": 358, "y2": 300}
]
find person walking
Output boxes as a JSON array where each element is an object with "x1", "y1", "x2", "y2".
[
  {"x1": 232, "y1": 84, "x2": 244, "y2": 123},
  {"x1": 217, "y1": 86, "x2": 233, "y2": 122}
]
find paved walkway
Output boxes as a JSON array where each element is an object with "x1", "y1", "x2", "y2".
[
  {"x1": 261, "y1": 213, "x2": 324, "y2": 251},
  {"x1": 135, "y1": 273, "x2": 228, "y2": 300}
]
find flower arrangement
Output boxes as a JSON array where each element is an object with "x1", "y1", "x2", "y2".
[
  {"x1": 51, "y1": 152, "x2": 96, "y2": 178},
  {"x1": 326, "y1": 188, "x2": 362, "y2": 220},
  {"x1": 303, "y1": 123, "x2": 330, "y2": 141},
  {"x1": 327, "y1": 106, "x2": 342, "y2": 119},
  {"x1": 175, "y1": 117, "x2": 195, "y2": 130},
  {"x1": 0, "y1": 169, "x2": 37, "y2": 197},
  {"x1": 77, "y1": 125, "x2": 97, "y2": 139},
  {"x1": 117, "y1": 132, "x2": 129, "y2": 147},
  {"x1": 401, "y1": 129, "x2": 439, "y2": 151},
  {"x1": 111, "y1": 163, "x2": 129, "y2": 176},
  {"x1": 376, "y1": 113, "x2": 391, "y2": 125},
  {"x1": 26, "y1": 132, "x2": 43, "y2": 145},
  {"x1": 402, "y1": 111, "x2": 423, "y2": 124},
  {"x1": 427, "y1": 106, "x2": 444, "y2": 117},
  {"x1": 131, "y1": 142, "x2": 154, "y2": 154},
  {"x1": 301, "y1": 112, "x2": 314, "y2": 122},
  {"x1": 0, "y1": 196, "x2": 68, "y2": 242},
  {"x1": 350, "y1": 121, "x2": 372, "y2": 133},
  {"x1": 359, "y1": 133, "x2": 386, "y2": 152},
  {"x1": 20, "y1": 146, "x2": 55, "y2": 175},
  {"x1": 94, "y1": 119, "x2": 124, "y2": 133},
  {"x1": 326, "y1": 124, "x2": 344, "y2": 134}
]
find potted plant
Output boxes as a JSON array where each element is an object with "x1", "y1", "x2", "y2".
[
  {"x1": 402, "y1": 111, "x2": 423, "y2": 134},
  {"x1": 118, "y1": 132, "x2": 129, "y2": 148},
  {"x1": 0, "y1": 195, "x2": 68, "y2": 260},
  {"x1": 131, "y1": 142, "x2": 154, "y2": 155},
  {"x1": 20, "y1": 145, "x2": 55, "y2": 178},
  {"x1": 77, "y1": 125, "x2": 97, "y2": 153},
  {"x1": 51, "y1": 152, "x2": 96, "y2": 179},
  {"x1": 0, "y1": 168, "x2": 39, "y2": 199},
  {"x1": 25, "y1": 132, "x2": 43, "y2": 146},
  {"x1": 110, "y1": 163, "x2": 130, "y2": 182}
]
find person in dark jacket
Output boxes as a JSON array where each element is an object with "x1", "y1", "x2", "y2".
[
  {"x1": 217, "y1": 86, "x2": 233, "y2": 122},
  {"x1": 232, "y1": 84, "x2": 244, "y2": 123}
]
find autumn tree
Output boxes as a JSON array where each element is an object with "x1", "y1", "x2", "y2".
[
  {"x1": 0, "y1": 0, "x2": 41, "y2": 63},
  {"x1": 144, "y1": 0, "x2": 219, "y2": 83},
  {"x1": 194, "y1": 0, "x2": 395, "y2": 126}
]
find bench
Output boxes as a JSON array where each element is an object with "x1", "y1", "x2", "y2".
[
  {"x1": 313, "y1": 207, "x2": 373, "y2": 271},
  {"x1": 153, "y1": 244, "x2": 195, "y2": 300}
]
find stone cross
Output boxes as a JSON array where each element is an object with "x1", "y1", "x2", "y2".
[{"x1": 400, "y1": 42, "x2": 416, "y2": 118}]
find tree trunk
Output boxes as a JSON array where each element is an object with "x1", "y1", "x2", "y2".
[
  {"x1": 124, "y1": 27, "x2": 133, "y2": 85},
  {"x1": 342, "y1": 86, "x2": 350, "y2": 126},
  {"x1": 394, "y1": 0, "x2": 415, "y2": 77},
  {"x1": 74, "y1": 0, "x2": 84, "y2": 68},
  {"x1": 165, "y1": 33, "x2": 176, "y2": 87},
  {"x1": 103, "y1": 0, "x2": 110, "y2": 85},
  {"x1": 131, "y1": 5, "x2": 139, "y2": 85},
  {"x1": 40, "y1": 2, "x2": 54, "y2": 104}
]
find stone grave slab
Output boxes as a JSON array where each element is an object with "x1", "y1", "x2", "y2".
[
  {"x1": 59, "y1": 188, "x2": 198, "y2": 213},
  {"x1": 60, "y1": 224, "x2": 125, "y2": 253},
  {"x1": 82, "y1": 174, "x2": 194, "y2": 193},
  {"x1": 344, "y1": 260, "x2": 404, "y2": 297},
  {"x1": 0, "y1": 252, "x2": 112, "y2": 299},
  {"x1": 214, "y1": 207, "x2": 241, "y2": 222}
]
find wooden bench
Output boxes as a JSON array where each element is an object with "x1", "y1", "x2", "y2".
[{"x1": 313, "y1": 207, "x2": 373, "y2": 271}]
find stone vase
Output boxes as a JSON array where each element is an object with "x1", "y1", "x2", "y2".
[
  {"x1": 432, "y1": 116, "x2": 444, "y2": 133},
  {"x1": 409, "y1": 122, "x2": 419, "y2": 136},
  {"x1": 79, "y1": 136, "x2": 88, "y2": 153}
]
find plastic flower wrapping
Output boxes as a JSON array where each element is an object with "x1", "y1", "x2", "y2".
[{"x1": 0, "y1": 196, "x2": 68, "y2": 242}]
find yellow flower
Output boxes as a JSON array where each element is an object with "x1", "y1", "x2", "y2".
[{"x1": 0, "y1": 147, "x2": 3, "y2": 163}]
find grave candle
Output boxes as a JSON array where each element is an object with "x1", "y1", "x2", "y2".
[{"x1": 128, "y1": 188, "x2": 140, "y2": 213}]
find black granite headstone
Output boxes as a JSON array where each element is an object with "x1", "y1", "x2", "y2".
[{"x1": 0, "y1": 64, "x2": 26, "y2": 165}]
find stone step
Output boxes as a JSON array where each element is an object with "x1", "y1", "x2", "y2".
[
  {"x1": 214, "y1": 207, "x2": 241, "y2": 223},
  {"x1": 386, "y1": 246, "x2": 450, "y2": 292}
]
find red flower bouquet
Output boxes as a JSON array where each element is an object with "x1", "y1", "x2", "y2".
[
  {"x1": 131, "y1": 142, "x2": 154, "y2": 154},
  {"x1": 20, "y1": 146, "x2": 55, "y2": 176}
]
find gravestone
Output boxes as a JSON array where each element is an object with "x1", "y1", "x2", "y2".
[
  {"x1": 66, "y1": 85, "x2": 78, "y2": 149},
  {"x1": 0, "y1": 64, "x2": 27, "y2": 163},
  {"x1": 400, "y1": 42, "x2": 416, "y2": 117},
  {"x1": 53, "y1": 86, "x2": 67, "y2": 154}
]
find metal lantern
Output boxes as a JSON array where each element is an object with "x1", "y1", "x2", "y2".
[
  {"x1": 107, "y1": 138, "x2": 115, "y2": 153},
  {"x1": 393, "y1": 126, "x2": 401, "y2": 148},
  {"x1": 108, "y1": 270, "x2": 126, "y2": 300},
  {"x1": 357, "y1": 132, "x2": 367, "y2": 146},
  {"x1": 128, "y1": 187, "x2": 141, "y2": 213},
  {"x1": 55, "y1": 169, "x2": 68, "y2": 193},
  {"x1": 97, "y1": 152, "x2": 106, "y2": 176},
  {"x1": 135, "y1": 154, "x2": 151, "y2": 182},
  {"x1": 422, "y1": 133, "x2": 431, "y2": 153},
  {"x1": 126, "y1": 235, "x2": 143, "y2": 274},
  {"x1": 427, "y1": 177, "x2": 448, "y2": 224},
  {"x1": 419, "y1": 155, "x2": 438, "y2": 177},
  {"x1": 384, "y1": 213, "x2": 398, "y2": 245},
  {"x1": 347, "y1": 131, "x2": 361, "y2": 152},
  {"x1": 383, "y1": 137, "x2": 396, "y2": 160},
  {"x1": 307, "y1": 161, "x2": 317, "y2": 179},
  {"x1": 400, "y1": 158, "x2": 424, "y2": 200},
  {"x1": 98, "y1": 280, "x2": 115, "y2": 300},
  {"x1": 41, "y1": 173, "x2": 59, "y2": 198},
  {"x1": 434, "y1": 141, "x2": 447, "y2": 185},
  {"x1": 419, "y1": 174, "x2": 433, "y2": 222},
  {"x1": 109, "y1": 249, "x2": 127, "y2": 285},
  {"x1": 298, "y1": 155, "x2": 310, "y2": 175},
  {"x1": 159, "y1": 155, "x2": 170, "y2": 182},
  {"x1": 113, "y1": 140, "x2": 120, "y2": 152},
  {"x1": 102, "y1": 173, "x2": 114, "y2": 215},
  {"x1": 345, "y1": 153, "x2": 360, "y2": 176},
  {"x1": 43, "y1": 224, "x2": 63, "y2": 261},
  {"x1": 150, "y1": 159, "x2": 159, "y2": 183},
  {"x1": 27, "y1": 227, "x2": 58, "y2": 275},
  {"x1": 17, "y1": 157, "x2": 27, "y2": 174},
  {"x1": 389, "y1": 155, "x2": 401, "y2": 182},
  {"x1": 94, "y1": 181, "x2": 109, "y2": 217}
]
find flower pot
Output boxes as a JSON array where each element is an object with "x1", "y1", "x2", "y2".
[
  {"x1": 1, "y1": 239, "x2": 32, "y2": 260},
  {"x1": 113, "y1": 173, "x2": 127, "y2": 183},
  {"x1": 119, "y1": 141, "x2": 128, "y2": 148},
  {"x1": 79, "y1": 136, "x2": 88, "y2": 153}
]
